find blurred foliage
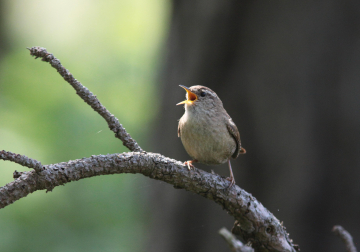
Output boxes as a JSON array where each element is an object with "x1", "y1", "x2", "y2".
[{"x1": 0, "y1": 0, "x2": 169, "y2": 251}]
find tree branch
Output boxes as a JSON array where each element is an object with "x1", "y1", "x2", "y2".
[
  {"x1": 0, "y1": 150, "x2": 44, "y2": 173},
  {"x1": 0, "y1": 151, "x2": 298, "y2": 252},
  {"x1": 0, "y1": 47, "x2": 300, "y2": 252},
  {"x1": 27, "y1": 46, "x2": 142, "y2": 152},
  {"x1": 332, "y1": 225, "x2": 358, "y2": 252},
  {"x1": 0, "y1": 152, "x2": 295, "y2": 251},
  {"x1": 219, "y1": 227, "x2": 254, "y2": 252}
]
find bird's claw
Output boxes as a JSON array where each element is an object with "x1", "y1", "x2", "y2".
[
  {"x1": 226, "y1": 177, "x2": 235, "y2": 188},
  {"x1": 184, "y1": 161, "x2": 195, "y2": 170}
]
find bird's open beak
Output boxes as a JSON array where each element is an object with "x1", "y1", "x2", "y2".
[{"x1": 176, "y1": 85, "x2": 198, "y2": 105}]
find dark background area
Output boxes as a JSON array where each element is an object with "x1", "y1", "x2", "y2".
[{"x1": 150, "y1": 1, "x2": 360, "y2": 252}]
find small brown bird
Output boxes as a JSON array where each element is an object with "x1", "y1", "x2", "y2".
[{"x1": 177, "y1": 85, "x2": 246, "y2": 187}]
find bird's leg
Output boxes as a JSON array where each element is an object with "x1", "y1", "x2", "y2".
[
  {"x1": 226, "y1": 159, "x2": 235, "y2": 188},
  {"x1": 184, "y1": 159, "x2": 198, "y2": 170}
]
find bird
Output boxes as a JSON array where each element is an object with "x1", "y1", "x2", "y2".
[{"x1": 177, "y1": 85, "x2": 246, "y2": 187}]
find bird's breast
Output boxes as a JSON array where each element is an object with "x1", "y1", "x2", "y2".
[{"x1": 179, "y1": 110, "x2": 236, "y2": 165}]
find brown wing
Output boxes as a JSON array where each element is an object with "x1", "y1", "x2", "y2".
[{"x1": 226, "y1": 118, "x2": 246, "y2": 159}]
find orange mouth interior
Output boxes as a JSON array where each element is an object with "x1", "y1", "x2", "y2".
[
  {"x1": 176, "y1": 85, "x2": 198, "y2": 105},
  {"x1": 187, "y1": 91, "x2": 197, "y2": 101}
]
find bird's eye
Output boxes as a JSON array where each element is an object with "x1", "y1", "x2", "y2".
[{"x1": 200, "y1": 91, "x2": 206, "y2": 97}]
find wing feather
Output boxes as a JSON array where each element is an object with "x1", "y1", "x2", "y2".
[{"x1": 226, "y1": 118, "x2": 246, "y2": 159}]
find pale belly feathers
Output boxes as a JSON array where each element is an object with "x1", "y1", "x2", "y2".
[{"x1": 179, "y1": 110, "x2": 236, "y2": 165}]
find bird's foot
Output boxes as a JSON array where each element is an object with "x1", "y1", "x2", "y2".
[
  {"x1": 226, "y1": 176, "x2": 236, "y2": 188},
  {"x1": 183, "y1": 160, "x2": 197, "y2": 170}
]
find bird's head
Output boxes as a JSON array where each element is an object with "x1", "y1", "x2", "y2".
[{"x1": 176, "y1": 85, "x2": 223, "y2": 111}]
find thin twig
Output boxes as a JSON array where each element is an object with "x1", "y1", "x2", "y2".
[
  {"x1": 219, "y1": 227, "x2": 254, "y2": 252},
  {"x1": 0, "y1": 150, "x2": 43, "y2": 173},
  {"x1": 27, "y1": 46, "x2": 142, "y2": 152},
  {"x1": 333, "y1": 225, "x2": 358, "y2": 252}
]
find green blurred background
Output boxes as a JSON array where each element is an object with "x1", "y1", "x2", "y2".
[{"x1": 0, "y1": 0, "x2": 169, "y2": 251}]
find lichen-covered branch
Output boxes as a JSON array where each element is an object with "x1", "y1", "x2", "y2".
[
  {"x1": 219, "y1": 227, "x2": 254, "y2": 252},
  {"x1": 0, "y1": 151, "x2": 298, "y2": 252},
  {"x1": 0, "y1": 150, "x2": 43, "y2": 173},
  {"x1": 27, "y1": 46, "x2": 142, "y2": 152},
  {"x1": 332, "y1": 225, "x2": 358, "y2": 252}
]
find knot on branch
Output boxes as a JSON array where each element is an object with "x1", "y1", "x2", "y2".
[{"x1": 13, "y1": 170, "x2": 24, "y2": 179}]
